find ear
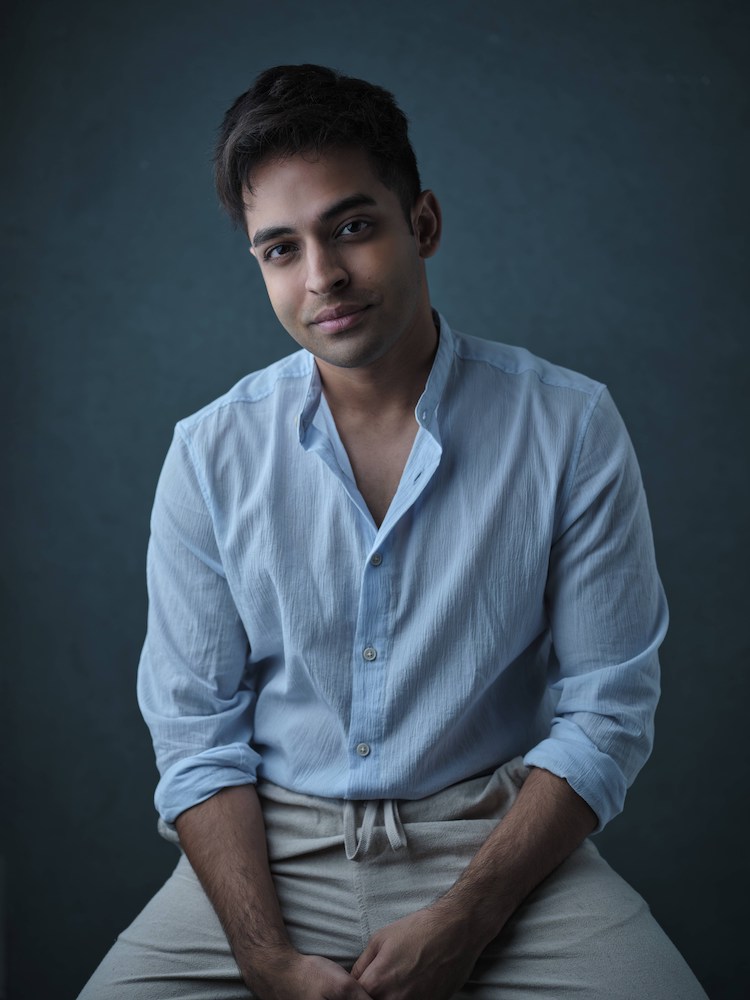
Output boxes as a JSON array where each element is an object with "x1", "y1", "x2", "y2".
[{"x1": 412, "y1": 190, "x2": 442, "y2": 259}]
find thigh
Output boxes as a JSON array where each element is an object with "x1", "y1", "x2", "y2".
[
  {"x1": 77, "y1": 855, "x2": 251, "y2": 1000},
  {"x1": 78, "y1": 832, "x2": 366, "y2": 999},
  {"x1": 459, "y1": 840, "x2": 708, "y2": 1000}
]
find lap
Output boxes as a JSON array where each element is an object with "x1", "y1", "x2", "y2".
[{"x1": 78, "y1": 768, "x2": 707, "y2": 999}]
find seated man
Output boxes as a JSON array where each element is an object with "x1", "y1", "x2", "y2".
[{"x1": 80, "y1": 64, "x2": 707, "y2": 999}]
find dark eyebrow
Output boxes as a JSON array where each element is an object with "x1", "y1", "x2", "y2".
[
  {"x1": 251, "y1": 193, "x2": 378, "y2": 249},
  {"x1": 319, "y1": 193, "x2": 377, "y2": 222},
  {"x1": 251, "y1": 225, "x2": 295, "y2": 250}
]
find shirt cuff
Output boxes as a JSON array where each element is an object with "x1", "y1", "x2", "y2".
[
  {"x1": 154, "y1": 742, "x2": 263, "y2": 824},
  {"x1": 523, "y1": 720, "x2": 629, "y2": 832}
]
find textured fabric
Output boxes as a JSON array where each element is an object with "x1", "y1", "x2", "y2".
[
  {"x1": 137, "y1": 314, "x2": 667, "y2": 831},
  {"x1": 77, "y1": 762, "x2": 707, "y2": 999}
]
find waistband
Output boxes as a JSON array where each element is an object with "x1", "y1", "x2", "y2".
[
  {"x1": 257, "y1": 757, "x2": 530, "y2": 863},
  {"x1": 157, "y1": 759, "x2": 530, "y2": 856}
]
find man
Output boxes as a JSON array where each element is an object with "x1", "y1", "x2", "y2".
[{"x1": 80, "y1": 65, "x2": 707, "y2": 999}]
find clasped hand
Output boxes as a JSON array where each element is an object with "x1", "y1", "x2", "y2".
[
  {"x1": 350, "y1": 903, "x2": 480, "y2": 1000},
  {"x1": 253, "y1": 903, "x2": 481, "y2": 1000}
]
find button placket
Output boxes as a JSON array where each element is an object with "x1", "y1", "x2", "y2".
[{"x1": 347, "y1": 537, "x2": 393, "y2": 794}]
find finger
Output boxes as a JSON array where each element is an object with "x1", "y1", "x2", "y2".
[
  {"x1": 350, "y1": 941, "x2": 379, "y2": 980},
  {"x1": 353, "y1": 982, "x2": 375, "y2": 1000},
  {"x1": 319, "y1": 970, "x2": 373, "y2": 999},
  {"x1": 354, "y1": 952, "x2": 389, "y2": 995},
  {"x1": 327, "y1": 976, "x2": 374, "y2": 1000}
]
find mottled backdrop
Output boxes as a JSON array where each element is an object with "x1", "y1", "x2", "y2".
[{"x1": 2, "y1": 2, "x2": 748, "y2": 997}]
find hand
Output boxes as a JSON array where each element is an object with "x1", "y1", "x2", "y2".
[
  {"x1": 248, "y1": 947, "x2": 374, "y2": 1000},
  {"x1": 351, "y1": 905, "x2": 482, "y2": 1000}
]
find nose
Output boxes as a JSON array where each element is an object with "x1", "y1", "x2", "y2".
[{"x1": 304, "y1": 244, "x2": 349, "y2": 295}]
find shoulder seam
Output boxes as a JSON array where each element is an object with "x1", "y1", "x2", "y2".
[
  {"x1": 452, "y1": 337, "x2": 604, "y2": 397},
  {"x1": 180, "y1": 364, "x2": 311, "y2": 430}
]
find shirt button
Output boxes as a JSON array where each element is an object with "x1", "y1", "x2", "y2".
[
  {"x1": 362, "y1": 646, "x2": 378, "y2": 662},
  {"x1": 370, "y1": 553, "x2": 382, "y2": 566},
  {"x1": 356, "y1": 743, "x2": 371, "y2": 757}
]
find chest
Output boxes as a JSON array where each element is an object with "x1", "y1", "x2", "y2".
[{"x1": 340, "y1": 423, "x2": 418, "y2": 527}]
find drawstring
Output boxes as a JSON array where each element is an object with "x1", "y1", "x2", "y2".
[
  {"x1": 383, "y1": 799, "x2": 406, "y2": 852},
  {"x1": 343, "y1": 799, "x2": 406, "y2": 861}
]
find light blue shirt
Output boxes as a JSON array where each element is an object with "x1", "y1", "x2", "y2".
[{"x1": 137, "y1": 315, "x2": 667, "y2": 832}]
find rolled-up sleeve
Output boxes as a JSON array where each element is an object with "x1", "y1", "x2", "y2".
[
  {"x1": 524, "y1": 388, "x2": 668, "y2": 830},
  {"x1": 137, "y1": 426, "x2": 261, "y2": 824}
]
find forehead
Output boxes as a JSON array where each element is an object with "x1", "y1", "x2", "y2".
[{"x1": 243, "y1": 147, "x2": 396, "y2": 231}]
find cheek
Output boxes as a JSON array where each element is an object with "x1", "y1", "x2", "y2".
[{"x1": 264, "y1": 275, "x2": 297, "y2": 318}]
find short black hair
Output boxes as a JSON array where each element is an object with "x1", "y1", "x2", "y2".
[{"x1": 214, "y1": 64, "x2": 422, "y2": 229}]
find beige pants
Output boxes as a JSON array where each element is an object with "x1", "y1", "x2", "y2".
[{"x1": 79, "y1": 760, "x2": 708, "y2": 999}]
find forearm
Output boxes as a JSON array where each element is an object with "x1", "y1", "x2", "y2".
[
  {"x1": 174, "y1": 784, "x2": 292, "y2": 989},
  {"x1": 351, "y1": 767, "x2": 597, "y2": 998},
  {"x1": 435, "y1": 765, "x2": 597, "y2": 946},
  {"x1": 175, "y1": 784, "x2": 373, "y2": 1000}
]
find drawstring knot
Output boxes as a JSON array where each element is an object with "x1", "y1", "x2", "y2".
[{"x1": 343, "y1": 799, "x2": 406, "y2": 861}]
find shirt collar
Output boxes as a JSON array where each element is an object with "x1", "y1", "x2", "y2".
[
  {"x1": 415, "y1": 311, "x2": 453, "y2": 436},
  {"x1": 297, "y1": 357, "x2": 322, "y2": 443}
]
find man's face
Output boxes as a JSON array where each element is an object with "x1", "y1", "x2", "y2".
[{"x1": 244, "y1": 147, "x2": 439, "y2": 371}]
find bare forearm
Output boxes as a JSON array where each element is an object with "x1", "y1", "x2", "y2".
[
  {"x1": 436, "y1": 766, "x2": 597, "y2": 946},
  {"x1": 175, "y1": 784, "x2": 372, "y2": 1000},
  {"x1": 351, "y1": 767, "x2": 597, "y2": 998},
  {"x1": 175, "y1": 785, "x2": 291, "y2": 982}
]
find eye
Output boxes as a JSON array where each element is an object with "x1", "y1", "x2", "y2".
[
  {"x1": 337, "y1": 219, "x2": 371, "y2": 238},
  {"x1": 263, "y1": 243, "x2": 297, "y2": 262}
]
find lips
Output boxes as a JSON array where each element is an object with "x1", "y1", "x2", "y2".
[{"x1": 310, "y1": 304, "x2": 370, "y2": 334}]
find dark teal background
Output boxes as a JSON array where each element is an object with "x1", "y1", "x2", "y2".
[{"x1": 2, "y1": 2, "x2": 748, "y2": 997}]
